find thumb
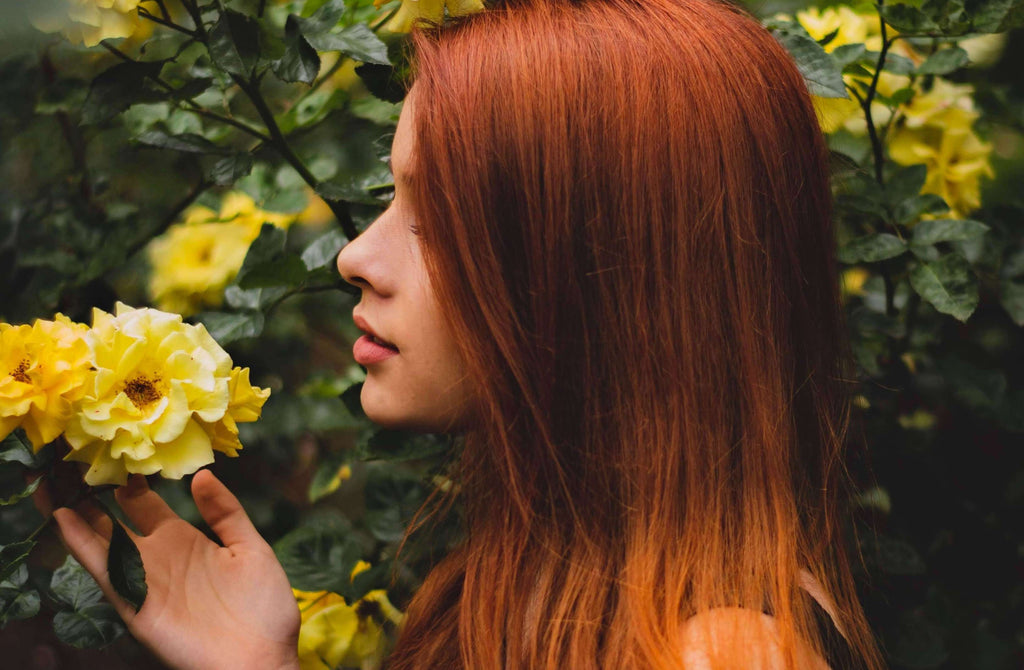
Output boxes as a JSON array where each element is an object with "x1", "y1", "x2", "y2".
[{"x1": 191, "y1": 469, "x2": 264, "y2": 549}]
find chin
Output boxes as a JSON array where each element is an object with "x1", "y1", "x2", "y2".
[{"x1": 359, "y1": 386, "x2": 469, "y2": 434}]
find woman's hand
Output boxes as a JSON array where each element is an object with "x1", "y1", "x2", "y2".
[{"x1": 49, "y1": 470, "x2": 301, "y2": 670}]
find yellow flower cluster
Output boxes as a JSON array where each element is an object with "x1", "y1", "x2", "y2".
[
  {"x1": 790, "y1": 6, "x2": 994, "y2": 217},
  {"x1": 0, "y1": 304, "x2": 269, "y2": 486},
  {"x1": 376, "y1": 0, "x2": 484, "y2": 33},
  {"x1": 293, "y1": 563, "x2": 404, "y2": 670},
  {"x1": 888, "y1": 79, "x2": 994, "y2": 217},
  {"x1": 147, "y1": 192, "x2": 301, "y2": 317},
  {"x1": 30, "y1": 0, "x2": 145, "y2": 48}
]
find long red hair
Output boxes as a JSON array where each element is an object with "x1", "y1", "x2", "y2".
[{"x1": 387, "y1": 0, "x2": 883, "y2": 667}]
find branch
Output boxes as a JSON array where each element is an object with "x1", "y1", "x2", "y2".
[
  {"x1": 138, "y1": 7, "x2": 198, "y2": 38},
  {"x1": 861, "y1": 2, "x2": 893, "y2": 185},
  {"x1": 234, "y1": 75, "x2": 358, "y2": 240},
  {"x1": 126, "y1": 177, "x2": 210, "y2": 260}
]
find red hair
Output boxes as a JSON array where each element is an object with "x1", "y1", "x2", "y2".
[{"x1": 388, "y1": 0, "x2": 883, "y2": 667}]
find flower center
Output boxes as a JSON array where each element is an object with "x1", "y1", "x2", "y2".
[
  {"x1": 355, "y1": 599, "x2": 382, "y2": 622},
  {"x1": 11, "y1": 359, "x2": 30, "y2": 384},
  {"x1": 124, "y1": 375, "x2": 163, "y2": 409}
]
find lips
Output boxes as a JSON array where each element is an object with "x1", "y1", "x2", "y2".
[{"x1": 352, "y1": 313, "x2": 399, "y2": 365}]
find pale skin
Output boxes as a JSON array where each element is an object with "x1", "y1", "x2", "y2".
[{"x1": 47, "y1": 89, "x2": 835, "y2": 670}]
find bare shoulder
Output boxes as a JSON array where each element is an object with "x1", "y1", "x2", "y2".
[{"x1": 678, "y1": 606, "x2": 832, "y2": 670}]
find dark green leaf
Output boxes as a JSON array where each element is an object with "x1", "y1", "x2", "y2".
[
  {"x1": 895, "y1": 193, "x2": 949, "y2": 225},
  {"x1": 357, "y1": 430, "x2": 452, "y2": 463},
  {"x1": 50, "y1": 556, "x2": 104, "y2": 611},
  {"x1": 355, "y1": 63, "x2": 406, "y2": 103},
  {"x1": 341, "y1": 382, "x2": 366, "y2": 420},
  {"x1": 136, "y1": 130, "x2": 228, "y2": 155},
  {"x1": 838, "y1": 233, "x2": 908, "y2": 263},
  {"x1": 879, "y1": 52, "x2": 917, "y2": 75},
  {"x1": 881, "y1": 4, "x2": 940, "y2": 33},
  {"x1": 205, "y1": 153, "x2": 255, "y2": 186},
  {"x1": 308, "y1": 25, "x2": 390, "y2": 66},
  {"x1": 308, "y1": 449, "x2": 351, "y2": 503},
  {"x1": 197, "y1": 310, "x2": 266, "y2": 344},
  {"x1": 296, "y1": 0, "x2": 346, "y2": 35},
  {"x1": 81, "y1": 61, "x2": 164, "y2": 125},
  {"x1": 0, "y1": 542, "x2": 36, "y2": 585},
  {"x1": 970, "y1": 0, "x2": 1024, "y2": 32},
  {"x1": 363, "y1": 468, "x2": 427, "y2": 543},
  {"x1": 867, "y1": 535, "x2": 927, "y2": 575},
  {"x1": 108, "y1": 523, "x2": 147, "y2": 611},
  {"x1": 0, "y1": 477, "x2": 41, "y2": 506},
  {"x1": 53, "y1": 604, "x2": 126, "y2": 648},
  {"x1": 909, "y1": 254, "x2": 979, "y2": 322},
  {"x1": 886, "y1": 164, "x2": 928, "y2": 206},
  {"x1": 831, "y1": 43, "x2": 868, "y2": 68},
  {"x1": 237, "y1": 254, "x2": 309, "y2": 289},
  {"x1": 917, "y1": 47, "x2": 969, "y2": 74},
  {"x1": 0, "y1": 431, "x2": 37, "y2": 467},
  {"x1": 273, "y1": 522, "x2": 361, "y2": 593},
  {"x1": 276, "y1": 15, "x2": 321, "y2": 85},
  {"x1": 888, "y1": 611, "x2": 949, "y2": 669},
  {"x1": 771, "y1": 29, "x2": 847, "y2": 98},
  {"x1": 0, "y1": 586, "x2": 40, "y2": 623},
  {"x1": 940, "y1": 356, "x2": 1007, "y2": 410},
  {"x1": 301, "y1": 229, "x2": 347, "y2": 270},
  {"x1": 999, "y1": 280, "x2": 1024, "y2": 326},
  {"x1": 208, "y1": 10, "x2": 261, "y2": 78},
  {"x1": 911, "y1": 219, "x2": 989, "y2": 245},
  {"x1": 238, "y1": 224, "x2": 287, "y2": 274}
]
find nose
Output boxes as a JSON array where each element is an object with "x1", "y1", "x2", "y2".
[{"x1": 336, "y1": 230, "x2": 370, "y2": 290}]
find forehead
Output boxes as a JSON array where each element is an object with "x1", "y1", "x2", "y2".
[{"x1": 390, "y1": 92, "x2": 416, "y2": 174}]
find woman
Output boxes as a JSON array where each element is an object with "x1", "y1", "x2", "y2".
[{"x1": 52, "y1": 0, "x2": 884, "y2": 667}]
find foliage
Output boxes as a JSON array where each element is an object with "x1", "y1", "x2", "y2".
[{"x1": 0, "y1": 0, "x2": 1021, "y2": 668}]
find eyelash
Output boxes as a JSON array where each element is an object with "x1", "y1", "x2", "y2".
[{"x1": 409, "y1": 224, "x2": 422, "y2": 236}]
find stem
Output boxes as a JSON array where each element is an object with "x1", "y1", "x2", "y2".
[
  {"x1": 861, "y1": 3, "x2": 892, "y2": 185},
  {"x1": 258, "y1": 0, "x2": 268, "y2": 18},
  {"x1": 179, "y1": 0, "x2": 208, "y2": 40},
  {"x1": 126, "y1": 177, "x2": 210, "y2": 260},
  {"x1": 234, "y1": 75, "x2": 358, "y2": 239},
  {"x1": 138, "y1": 7, "x2": 198, "y2": 38}
]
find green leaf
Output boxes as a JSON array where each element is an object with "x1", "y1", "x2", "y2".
[
  {"x1": 357, "y1": 430, "x2": 452, "y2": 463},
  {"x1": 51, "y1": 555, "x2": 103, "y2": 611},
  {"x1": 831, "y1": 43, "x2": 868, "y2": 68},
  {"x1": 205, "y1": 153, "x2": 255, "y2": 186},
  {"x1": 886, "y1": 164, "x2": 928, "y2": 206},
  {"x1": 301, "y1": 229, "x2": 347, "y2": 270},
  {"x1": 208, "y1": 10, "x2": 262, "y2": 78},
  {"x1": 308, "y1": 25, "x2": 390, "y2": 66},
  {"x1": 909, "y1": 254, "x2": 979, "y2": 322},
  {"x1": 911, "y1": 219, "x2": 989, "y2": 245},
  {"x1": 237, "y1": 255, "x2": 309, "y2": 289},
  {"x1": 296, "y1": 0, "x2": 346, "y2": 35},
  {"x1": 895, "y1": 193, "x2": 949, "y2": 225},
  {"x1": 224, "y1": 285, "x2": 289, "y2": 310},
  {"x1": 108, "y1": 523, "x2": 147, "y2": 611},
  {"x1": 0, "y1": 541, "x2": 36, "y2": 585},
  {"x1": 276, "y1": 15, "x2": 321, "y2": 85},
  {"x1": 273, "y1": 522, "x2": 362, "y2": 594},
  {"x1": 355, "y1": 63, "x2": 406, "y2": 103},
  {"x1": 197, "y1": 310, "x2": 266, "y2": 344},
  {"x1": 81, "y1": 60, "x2": 164, "y2": 125},
  {"x1": 363, "y1": 469, "x2": 427, "y2": 543},
  {"x1": 308, "y1": 449, "x2": 351, "y2": 503},
  {"x1": 878, "y1": 52, "x2": 917, "y2": 75},
  {"x1": 999, "y1": 279, "x2": 1024, "y2": 326},
  {"x1": 53, "y1": 604, "x2": 126, "y2": 648},
  {"x1": 136, "y1": 130, "x2": 228, "y2": 155},
  {"x1": 866, "y1": 535, "x2": 927, "y2": 576},
  {"x1": 0, "y1": 586, "x2": 40, "y2": 623},
  {"x1": 771, "y1": 29, "x2": 847, "y2": 98},
  {"x1": 341, "y1": 382, "x2": 366, "y2": 420},
  {"x1": 0, "y1": 431, "x2": 38, "y2": 467},
  {"x1": 238, "y1": 224, "x2": 287, "y2": 273},
  {"x1": 917, "y1": 47, "x2": 969, "y2": 74},
  {"x1": 881, "y1": 4, "x2": 940, "y2": 33},
  {"x1": 970, "y1": 0, "x2": 1024, "y2": 32},
  {"x1": 838, "y1": 233, "x2": 908, "y2": 263},
  {"x1": 940, "y1": 356, "x2": 1007, "y2": 410},
  {"x1": 0, "y1": 477, "x2": 41, "y2": 506}
]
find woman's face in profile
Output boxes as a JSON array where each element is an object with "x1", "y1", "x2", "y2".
[{"x1": 336, "y1": 91, "x2": 471, "y2": 433}]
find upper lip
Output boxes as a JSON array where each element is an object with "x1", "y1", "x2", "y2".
[{"x1": 353, "y1": 313, "x2": 399, "y2": 350}]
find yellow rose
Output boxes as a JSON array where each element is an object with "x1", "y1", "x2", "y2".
[
  {"x1": 30, "y1": 0, "x2": 144, "y2": 48},
  {"x1": 889, "y1": 124, "x2": 994, "y2": 218},
  {"x1": 0, "y1": 316, "x2": 91, "y2": 450},
  {"x1": 63, "y1": 303, "x2": 251, "y2": 485},
  {"x1": 378, "y1": 0, "x2": 484, "y2": 34},
  {"x1": 899, "y1": 78, "x2": 978, "y2": 130},
  {"x1": 147, "y1": 191, "x2": 302, "y2": 317},
  {"x1": 196, "y1": 367, "x2": 270, "y2": 457},
  {"x1": 293, "y1": 586, "x2": 403, "y2": 670}
]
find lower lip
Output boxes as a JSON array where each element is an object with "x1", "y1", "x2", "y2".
[{"x1": 353, "y1": 335, "x2": 399, "y2": 365}]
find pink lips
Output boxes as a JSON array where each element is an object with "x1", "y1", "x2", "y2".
[{"x1": 353, "y1": 334, "x2": 399, "y2": 365}]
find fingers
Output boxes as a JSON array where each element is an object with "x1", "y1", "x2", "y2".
[
  {"x1": 115, "y1": 475, "x2": 178, "y2": 535},
  {"x1": 192, "y1": 469, "x2": 263, "y2": 550},
  {"x1": 52, "y1": 508, "x2": 134, "y2": 622},
  {"x1": 76, "y1": 499, "x2": 114, "y2": 541}
]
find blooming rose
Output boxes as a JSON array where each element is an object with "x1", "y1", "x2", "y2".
[
  {"x1": 147, "y1": 192, "x2": 301, "y2": 316},
  {"x1": 63, "y1": 303, "x2": 268, "y2": 485},
  {"x1": 293, "y1": 563, "x2": 403, "y2": 670},
  {"x1": 30, "y1": 0, "x2": 144, "y2": 48},
  {"x1": 0, "y1": 316, "x2": 91, "y2": 450}
]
